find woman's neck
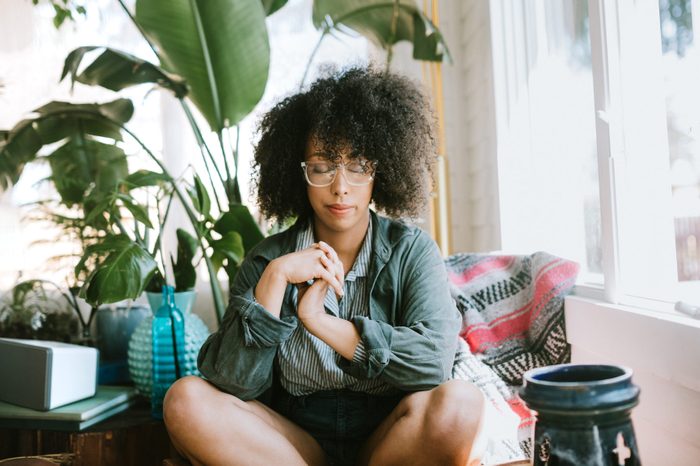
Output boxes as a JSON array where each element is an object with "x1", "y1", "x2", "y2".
[{"x1": 313, "y1": 212, "x2": 370, "y2": 272}]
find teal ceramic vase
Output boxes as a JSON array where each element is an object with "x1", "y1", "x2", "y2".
[
  {"x1": 519, "y1": 364, "x2": 641, "y2": 466},
  {"x1": 127, "y1": 290, "x2": 210, "y2": 397}
]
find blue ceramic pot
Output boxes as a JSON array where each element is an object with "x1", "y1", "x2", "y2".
[
  {"x1": 127, "y1": 291, "x2": 210, "y2": 397},
  {"x1": 519, "y1": 364, "x2": 641, "y2": 466},
  {"x1": 96, "y1": 304, "x2": 150, "y2": 361},
  {"x1": 95, "y1": 304, "x2": 151, "y2": 384}
]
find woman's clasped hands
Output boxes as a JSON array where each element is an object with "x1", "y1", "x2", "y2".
[{"x1": 271, "y1": 241, "x2": 344, "y2": 324}]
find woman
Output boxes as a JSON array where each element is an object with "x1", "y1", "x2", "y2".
[{"x1": 163, "y1": 67, "x2": 484, "y2": 466}]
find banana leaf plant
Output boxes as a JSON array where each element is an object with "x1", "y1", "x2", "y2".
[
  {"x1": 0, "y1": 98, "x2": 205, "y2": 311},
  {"x1": 302, "y1": 0, "x2": 450, "y2": 86},
  {"x1": 3, "y1": 0, "x2": 451, "y2": 325}
]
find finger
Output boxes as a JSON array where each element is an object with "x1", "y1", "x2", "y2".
[
  {"x1": 317, "y1": 241, "x2": 340, "y2": 263},
  {"x1": 319, "y1": 254, "x2": 334, "y2": 270},
  {"x1": 317, "y1": 242, "x2": 344, "y2": 282},
  {"x1": 316, "y1": 267, "x2": 344, "y2": 297},
  {"x1": 319, "y1": 254, "x2": 344, "y2": 287}
]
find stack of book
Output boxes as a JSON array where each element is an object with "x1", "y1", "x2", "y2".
[{"x1": 0, "y1": 385, "x2": 136, "y2": 431}]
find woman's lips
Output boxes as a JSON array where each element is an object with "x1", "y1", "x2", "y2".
[{"x1": 327, "y1": 204, "x2": 354, "y2": 216}]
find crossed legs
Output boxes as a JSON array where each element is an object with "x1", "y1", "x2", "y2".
[
  {"x1": 164, "y1": 377, "x2": 484, "y2": 466},
  {"x1": 357, "y1": 379, "x2": 485, "y2": 466},
  {"x1": 163, "y1": 376, "x2": 327, "y2": 466}
]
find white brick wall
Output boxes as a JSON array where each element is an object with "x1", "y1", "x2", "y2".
[{"x1": 440, "y1": 0, "x2": 501, "y2": 254}]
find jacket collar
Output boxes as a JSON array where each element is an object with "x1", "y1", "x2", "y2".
[{"x1": 254, "y1": 210, "x2": 416, "y2": 273}]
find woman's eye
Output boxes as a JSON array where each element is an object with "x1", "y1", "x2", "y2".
[
  {"x1": 312, "y1": 163, "x2": 333, "y2": 173},
  {"x1": 348, "y1": 162, "x2": 368, "y2": 174}
]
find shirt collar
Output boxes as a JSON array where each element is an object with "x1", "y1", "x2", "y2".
[{"x1": 295, "y1": 218, "x2": 373, "y2": 282}]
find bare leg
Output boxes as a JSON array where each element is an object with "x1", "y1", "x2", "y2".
[
  {"x1": 357, "y1": 379, "x2": 485, "y2": 466},
  {"x1": 163, "y1": 376, "x2": 328, "y2": 466}
]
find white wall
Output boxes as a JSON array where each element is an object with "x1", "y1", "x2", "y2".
[{"x1": 440, "y1": 0, "x2": 501, "y2": 254}]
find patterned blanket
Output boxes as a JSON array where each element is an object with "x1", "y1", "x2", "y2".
[{"x1": 446, "y1": 252, "x2": 579, "y2": 464}]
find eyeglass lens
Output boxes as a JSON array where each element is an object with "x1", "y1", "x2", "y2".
[{"x1": 303, "y1": 160, "x2": 374, "y2": 186}]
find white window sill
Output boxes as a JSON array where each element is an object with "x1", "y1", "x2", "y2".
[
  {"x1": 565, "y1": 294, "x2": 700, "y2": 392},
  {"x1": 565, "y1": 295, "x2": 700, "y2": 464}
]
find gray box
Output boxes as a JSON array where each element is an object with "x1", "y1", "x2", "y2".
[{"x1": 0, "y1": 338, "x2": 98, "y2": 410}]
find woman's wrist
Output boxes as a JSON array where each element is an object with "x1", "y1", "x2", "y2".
[
  {"x1": 255, "y1": 261, "x2": 289, "y2": 318},
  {"x1": 266, "y1": 258, "x2": 288, "y2": 285}
]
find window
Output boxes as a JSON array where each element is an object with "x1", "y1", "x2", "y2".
[
  {"x1": 489, "y1": 0, "x2": 700, "y2": 312},
  {"x1": 659, "y1": 0, "x2": 700, "y2": 301},
  {"x1": 489, "y1": 1, "x2": 602, "y2": 284}
]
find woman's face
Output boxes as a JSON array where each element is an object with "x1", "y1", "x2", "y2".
[{"x1": 304, "y1": 137, "x2": 374, "y2": 236}]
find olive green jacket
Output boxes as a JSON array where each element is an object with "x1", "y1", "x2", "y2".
[{"x1": 197, "y1": 211, "x2": 461, "y2": 400}]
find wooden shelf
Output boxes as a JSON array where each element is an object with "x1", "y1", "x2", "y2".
[{"x1": 0, "y1": 400, "x2": 178, "y2": 466}]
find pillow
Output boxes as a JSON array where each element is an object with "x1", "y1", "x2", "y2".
[
  {"x1": 446, "y1": 252, "x2": 579, "y2": 385},
  {"x1": 447, "y1": 251, "x2": 579, "y2": 462}
]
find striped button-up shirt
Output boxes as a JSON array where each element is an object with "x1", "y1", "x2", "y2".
[{"x1": 277, "y1": 219, "x2": 393, "y2": 395}]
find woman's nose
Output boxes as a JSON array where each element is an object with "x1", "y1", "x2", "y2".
[{"x1": 331, "y1": 165, "x2": 349, "y2": 195}]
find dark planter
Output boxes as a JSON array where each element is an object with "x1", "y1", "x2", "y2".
[{"x1": 519, "y1": 364, "x2": 641, "y2": 466}]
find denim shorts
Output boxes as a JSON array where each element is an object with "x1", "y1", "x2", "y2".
[{"x1": 273, "y1": 388, "x2": 405, "y2": 466}]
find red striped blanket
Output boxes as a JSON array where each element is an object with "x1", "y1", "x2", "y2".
[{"x1": 446, "y1": 251, "x2": 579, "y2": 462}]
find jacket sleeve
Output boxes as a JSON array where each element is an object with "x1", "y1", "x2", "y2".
[
  {"x1": 197, "y1": 254, "x2": 297, "y2": 400},
  {"x1": 339, "y1": 232, "x2": 460, "y2": 391}
]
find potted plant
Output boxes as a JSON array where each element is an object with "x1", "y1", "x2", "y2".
[
  {"x1": 0, "y1": 0, "x2": 450, "y2": 326},
  {"x1": 0, "y1": 279, "x2": 81, "y2": 342}
]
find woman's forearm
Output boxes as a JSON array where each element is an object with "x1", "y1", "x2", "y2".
[
  {"x1": 254, "y1": 261, "x2": 288, "y2": 318},
  {"x1": 302, "y1": 313, "x2": 361, "y2": 361}
]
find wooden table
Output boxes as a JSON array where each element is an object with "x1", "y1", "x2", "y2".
[{"x1": 0, "y1": 401, "x2": 179, "y2": 466}]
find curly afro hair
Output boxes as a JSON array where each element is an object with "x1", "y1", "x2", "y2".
[{"x1": 253, "y1": 66, "x2": 436, "y2": 222}]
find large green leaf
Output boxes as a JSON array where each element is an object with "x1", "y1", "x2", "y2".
[
  {"x1": 33, "y1": 99, "x2": 134, "y2": 124},
  {"x1": 213, "y1": 205, "x2": 264, "y2": 254},
  {"x1": 79, "y1": 234, "x2": 158, "y2": 306},
  {"x1": 172, "y1": 228, "x2": 198, "y2": 291},
  {"x1": 123, "y1": 169, "x2": 169, "y2": 189},
  {"x1": 48, "y1": 139, "x2": 128, "y2": 205},
  {"x1": 135, "y1": 0, "x2": 270, "y2": 130},
  {"x1": 187, "y1": 174, "x2": 211, "y2": 220},
  {"x1": 0, "y1": 99, "x2": 132, "y2": 191},
  {"x1": 116, "y1": 193, "x2": 154, "y2": 229},
  {"x1": 0, "y1": 120, "x2": 42, "y2": 189},
  {"x1": 312, "y1": 0, "x2": 450, "y2": 62},
  {"x1": 61, "y1": 46, "x2": 188, "y2": 98},
  {"x1": 261, "y1": 0, "x2": 288, "y2": 15},
  {"x1": 211, "y1": 230, "x2": 244, "y2": 265}
]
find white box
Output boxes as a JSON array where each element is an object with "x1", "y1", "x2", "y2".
[{"x1": 0, "y1": 338, "x2": 98, "y2": 410}]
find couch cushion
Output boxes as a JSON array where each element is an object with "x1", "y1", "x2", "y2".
[
  {"x1": 446, "y1": 252, "x2": 579, "y2": 386},
  {"x1": 447, "y1": 251, "x2": 579, "y2": 463}
]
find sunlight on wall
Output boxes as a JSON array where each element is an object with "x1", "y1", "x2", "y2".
[
  {"x1": 0, "y1": 0, "x2": 369, "y2": 302},
  {"x1": 0, "y1": 0, "x2": 160, "y2": 289}
]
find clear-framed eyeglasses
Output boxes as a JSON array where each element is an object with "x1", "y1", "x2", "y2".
[{"x1": 301, "y1": 159, "x2": 377, "y2": 187}]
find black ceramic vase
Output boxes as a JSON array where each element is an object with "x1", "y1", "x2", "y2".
[{"x1": 519, "y1": 364, "x2": 641, "y2": 466}]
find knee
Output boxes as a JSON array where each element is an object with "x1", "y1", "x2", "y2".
[
  {"x1": 163, "y1": 376, "x2": 210, "y2": 432},
  {"x1": 423, "y1": 380, "x2": 485, "y2": 449}
]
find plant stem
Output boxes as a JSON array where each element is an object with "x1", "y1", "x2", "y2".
[
  {"x1": 217, "y1": 131, "x2": 237, "y2": 204},
  {"x1": 120, "y1": 124, "x2": 226, "y2": 324},
  {"x1": 227, "y1": 126, "x2": 242, "y2": 205},
  {"x1": 386, "y1": 0, "x2": 401, "y2": 70},
  {"x1": 116, "y1": 0, "x2": 160, "y2": 60},
  {"x1": 112, "y1": 214, "x2": 129, "y2": 237},
  {"x1": 179, "y1": 100, "x2": 225, "y2": 212},
  {"x1": 189, "y1": 0, "x2": 223, "y2": 130},
  {"x1": 29, "y1": 110, "x2": 227, "y2": 323},
  {"x1": 118, "y1": 0, "x2": 225, "y2": 214},
  {"x1": 151, "y1": 189, "x2": 175, "y2": 284},
  {"x1": 300, "y1": 26, "x2": 329, "y2": 91}
]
